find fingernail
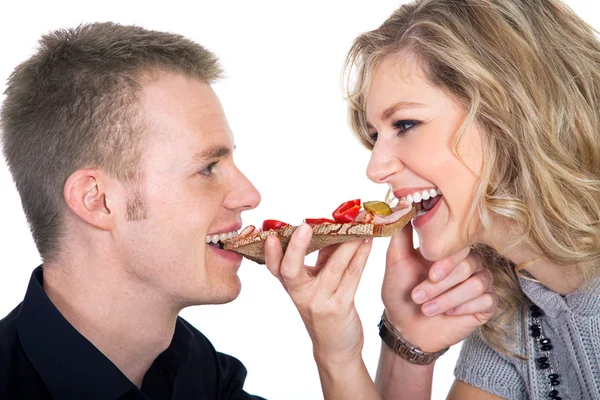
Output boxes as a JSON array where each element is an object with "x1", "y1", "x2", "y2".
[
  {"x1": 266, "y1": 236, "x2": 275, "y2": 248},
  {"x1": 296, "y1": 223, "x2": 310, "y2": 237},
  {"x1": 363, "y1": 238, "x2": 372, "y2": 244},
  {"x1": 431, "y1": 268, "x2": 445, "y2": 282},
  {"x1": 412, "y1": 289, "x2": 426, "y2": 303},
  {"x1": 422, "y1": 303, "x2": 439, "y2": 316}
]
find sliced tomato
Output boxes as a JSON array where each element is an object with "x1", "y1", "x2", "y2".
[
  {"x1": 332, "y1": 199, "x2": 361, "y2": 223},
  {"x1": 262, "y1": 219, "x2": 289, "y2": 231},
  {"x1": 304, "y1": 218, "x2": 337, "y2": 224}
]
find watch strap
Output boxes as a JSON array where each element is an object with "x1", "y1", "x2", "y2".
[{"x1": 378, "y1": 312, "x2": 449, "y2": 365}]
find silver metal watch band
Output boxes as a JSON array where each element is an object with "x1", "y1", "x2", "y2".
[{"x1": 378, "y1": 312, "x2": 449, "y2": 365}]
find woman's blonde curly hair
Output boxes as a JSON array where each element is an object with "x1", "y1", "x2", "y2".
[{"x1": 344, "y1": 0, "x2": 600, "y2": 354}]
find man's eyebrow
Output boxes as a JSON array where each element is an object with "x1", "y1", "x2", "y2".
[
  {"x1": 367, "y1": 101, "x2": 426, "y2": 128},
  {"x1": 192, "y1": 145, "x2": 231, "y2": 161}
]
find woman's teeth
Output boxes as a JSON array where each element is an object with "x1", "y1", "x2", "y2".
[
  {"x1": 205, "y1": 230, "x2": 239, "y2": 244},
  {"x1": 400, "y1": 188, "x2": 441, "y2": 204}
]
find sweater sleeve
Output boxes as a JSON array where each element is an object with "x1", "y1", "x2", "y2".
[{"x1": 454, "y1": 333, "x2": 527, "y2": 400}]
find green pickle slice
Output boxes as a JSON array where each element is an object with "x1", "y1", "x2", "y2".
[{"x1": 363, "y1": 201, "x2": 392, "y2": 216}]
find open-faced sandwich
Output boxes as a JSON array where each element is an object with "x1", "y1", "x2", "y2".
[{"x1": 220, "y1": 198, "x2": 417, "y2": 264}]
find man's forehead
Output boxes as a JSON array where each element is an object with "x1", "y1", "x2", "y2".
[
  {"x1": 139, "y1": 72, "x2": 221, "y2": 114},
  {"x1": 138, "y1": 73, "x2": 230, "y2": 137},
  {"x1": 133, "y1": 72, "x2": 235, "y2": 166}
]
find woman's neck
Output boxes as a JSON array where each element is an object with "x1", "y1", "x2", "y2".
[
  {"x1": 481, "y1": 227, "x2": 584, "y2": 295},
  {"x1": 514, "y1": 255, "x2": 584, "y2": 296}
]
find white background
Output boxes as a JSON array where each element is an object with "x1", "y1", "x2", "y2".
[{"x1": 0, "y1": 1, "x2": 598, "y2": 399}]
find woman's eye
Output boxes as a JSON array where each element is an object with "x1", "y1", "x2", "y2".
[
  {"x1": 368, "y1": 131, "x2": 378, "y2": 143},
  {"x1": 392, "y1": 120, "x2": 419, "y2": 134},
  {"x1": 199, "y1": 162, "x2": 217, "y2": 176}
]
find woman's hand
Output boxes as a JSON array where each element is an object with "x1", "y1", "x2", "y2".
[
  {"x1": 382, "y1": 224, "x2": 497, "y2": 352},
  {"x1": 264, "y1": 223, "x2": 373, "y2": 364}
]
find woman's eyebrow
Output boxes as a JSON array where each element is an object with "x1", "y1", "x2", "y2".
[
  {"x1": 380, "y1": 101, "x2": 426, "y2": 121},
  {"x1": 367, "y1": 101, "x2": 426, "y2": 128}
]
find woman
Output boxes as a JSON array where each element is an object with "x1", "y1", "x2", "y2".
[{"x1": 268, "y1": 0, "x2": 600, "y2": 399}]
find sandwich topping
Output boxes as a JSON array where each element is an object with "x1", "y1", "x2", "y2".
[
  {"x1": 218, "y1": 197, "x2": 421, "y2": 264},
  {"x1": 208, "y1": 192, "x2": 437, "y2": 252}
]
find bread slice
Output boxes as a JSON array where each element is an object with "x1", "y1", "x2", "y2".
[{"x1": 222, "y1": 205, "x2": 416, "y2": 264}]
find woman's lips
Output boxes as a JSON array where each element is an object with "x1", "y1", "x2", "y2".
[{"x1": 413, "y1": 194, "x2": 443, "y2": 228}]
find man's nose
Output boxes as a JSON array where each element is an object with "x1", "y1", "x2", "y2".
[{"x1": 227, "y1": 168, "x2": 261, "y2": 211}]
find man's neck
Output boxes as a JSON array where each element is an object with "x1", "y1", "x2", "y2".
[{"x1": 42, "y1": 260, "x2": 180, "y2": 387}]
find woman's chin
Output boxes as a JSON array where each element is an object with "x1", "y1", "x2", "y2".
[
  {"x1": 418, "y1": 236, "x2": 467, "y2": 262},
  {"x1": 418, "y1": 244, "x2": 445, "y2": 262}
]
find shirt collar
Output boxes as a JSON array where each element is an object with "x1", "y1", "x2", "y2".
[
  {"x1": 17, "y1": 266, "x2": 193, "y2": 400},
  {"x1": 18, "y1": 266, "x2": 135, "y2": 399}
]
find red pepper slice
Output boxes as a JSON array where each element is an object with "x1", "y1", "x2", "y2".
[
  {"x1": 304, "y1": 218, "x2": 337, "y2": 224},
  {"x1": 262, "y1": 219, "x2": 289, "y2": 231},
  {"x1": 332, "y1": 199, "x2": 361, "y2": 223}
]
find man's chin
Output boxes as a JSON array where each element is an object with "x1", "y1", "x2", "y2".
[
  {"x1": 211, "y1": 282, "x2": 242, "y2": 305},
  {"x1": 182, "y1": 280, "x2": 242, "y2": 307}
]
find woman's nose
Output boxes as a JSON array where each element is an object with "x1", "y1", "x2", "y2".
[{"x1": 366, "y1": 140, "x2": 404, "y2": 184}]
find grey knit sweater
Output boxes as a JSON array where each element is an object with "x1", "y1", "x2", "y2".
[{"x1": 455, "y1": 275, "x2": 600, "y2": 399}]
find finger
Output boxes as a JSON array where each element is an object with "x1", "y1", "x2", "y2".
[
  {"x1": 337, "y1": 238, "x2": 373, "y2": 304},
  {"x1": 446, "y1": 291, "x2": 498, "y2": 318},
  {"x1": 428, "y1": 246, "x2": 472, "y2": 283},
  {"x1": 264, "y1": 235, "x2": 284, "y2": 281},
  {"x1": 315, "y1": 243, "x2": 342, "y2": 269},
  {"x1": 279, "y1": 223, "x2": 313, "y2": 290},
  {"x1": 419, "y1": 270, "x2": 492, "y2": 316},
  {"x1": 386, "y1": 223, "x2": 417, "y2": 265},
  {"x1": 412, "y1": 253, "x2": 486, "y2": 305},
  {"x1": 316, "y1": 239, "x2": 365, "y2": 298},
  {"x1": 307, "y1": 244, "x2": 343, "y2": 278}
]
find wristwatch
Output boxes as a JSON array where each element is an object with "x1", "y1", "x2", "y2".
[{"x1": 378, "y1": 312, "x2": 449, "y2": 365}]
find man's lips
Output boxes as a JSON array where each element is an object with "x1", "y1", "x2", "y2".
[{"x1": 207, "y1": 224, "x2": 242, "y2": 237}]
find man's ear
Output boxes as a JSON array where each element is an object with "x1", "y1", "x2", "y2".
[{"x1": 63, "y1": 169, "x2": 119, "y2": 230}]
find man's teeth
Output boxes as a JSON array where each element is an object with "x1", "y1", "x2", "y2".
[
  {"x1": 401, "y1": 188, "x2": 441, "y2": 204},
  {"x1": 205, "y1": 231, "x2": 239, "y2": 244}
]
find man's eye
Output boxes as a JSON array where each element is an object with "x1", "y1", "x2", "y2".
[
  {"x1": 199, "y1": 162, "x2": 217, "y2": 176},
  {"x1": 392, "y1": 120, "x2": 419, "y2": 134}
]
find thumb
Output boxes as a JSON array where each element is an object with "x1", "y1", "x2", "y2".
[
  {"x1": 382, "y1": 222, "x2": 429, "y2": 313},
  {"x1": 387, "y1": 222, "x2": 417, "y2": 265}
]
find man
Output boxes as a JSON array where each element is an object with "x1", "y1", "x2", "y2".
[{"x1": 0, "y1": 22, "x2": 264, "y2": 398}]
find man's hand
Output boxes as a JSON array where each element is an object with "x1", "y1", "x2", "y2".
[{"x1": 382, "y1": 224, "x2": 497, "y2": 352}]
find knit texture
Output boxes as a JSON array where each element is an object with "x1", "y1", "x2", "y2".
[{"x1": 455, "y1": 276, "x2": 600, "y2": 399}]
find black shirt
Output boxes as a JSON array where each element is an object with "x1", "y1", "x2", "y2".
[{"x1": 0, "y1": 267, "x2": 265, "y2": 400}]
